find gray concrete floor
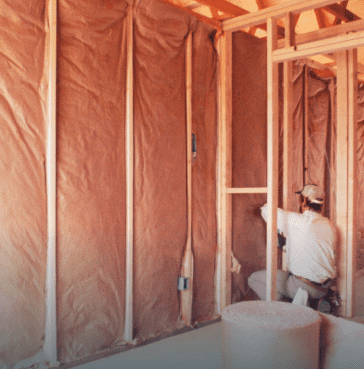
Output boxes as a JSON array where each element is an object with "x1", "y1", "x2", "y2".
[
  {"x1": 61, "y1": 274, "x2": 364, "y2": 369},
  {"x1": 74, "y1": 322, "x2": 222, "y2": 369}
]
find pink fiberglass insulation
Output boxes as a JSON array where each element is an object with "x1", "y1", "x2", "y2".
[
  {"x1": 57, "y1": 0, "x2": 128, "y2": 362},
  {"x1": 0, "y1": 0, "x2": 47, "y2": 366}
]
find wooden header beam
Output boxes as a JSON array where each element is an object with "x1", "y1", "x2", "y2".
[
  {"x1": 225, "y1": 187, "x2": 267, "y2": 194},
  {"x1": 273, "y1": 29, "x2": 364, "y2": 62},
  {"x1": 222, "y1": 0, "x2": 339, "y2": 32},
  {"x1": 277, "y1": 18, "x2": 364, "y2": 48}
]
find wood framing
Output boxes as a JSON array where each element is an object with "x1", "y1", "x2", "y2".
[
  {"x1": 266, "y1": 17, "x2": 279, "y2": 301},
  {"x1": 283, "y1": 12, "x2": 294, "y2": 209},
  {"x1": 336, "y1": 49, "x2": 357, "y2": 317},
  {"x1": 222, "y1": 0, "x2": 339, "y2": 32},
  {"x1": 180, "y1": 31, "x2": 194, "y2": 326},
  {"x1": 225, "y1": 187, "x2": 268, "y2": 194},
  {"x1": 304, "y1": 65, "x2": 309, "y2": 184},
  {"x1": 273, "y1": 29, "x2": 364, "y2": 62},
  {"x1": 277, "y1": 18, "x2": 364, "y2": 49},
  {"x1": 347, "y1": 49, "x2": 358, "y2": 317},
  {"x1": 325, "y1": 3, "x2": 360, "y2": 22},
  {"x1": 282, "y1": 13, "x2": 294, "y2": 271},
  {"x1": 124, "y1": 7, "x2": 134, "y2": 342},
  {"x1": 44, "y1": 0, "x2": 59, "y2": 366},
  {"x1": 216, "y1": 30, "x2": 232, "y2": 313},
  {"x1": 160, "y1": 0, "x2": 222, "y2": 29}
]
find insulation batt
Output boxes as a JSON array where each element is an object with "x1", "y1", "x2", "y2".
[{"x1": 222, "y1": 301, "x2": 321, "y2": 369}]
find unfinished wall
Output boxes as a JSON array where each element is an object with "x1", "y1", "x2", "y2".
[
  {"x1": 0, "y1": 1, "x2": 47, "y2": 367},
  {"x1": 133, "y1": 0, "x2": 218, "y2": 339},
  {"x1": 231, "y1": 31, "x2": 267, "y2": 302},
  {"x1": 191, "y1": 22, "x2": 218, "y2": 322},
  {"x1": 56, "y1": 0, "x2": 129, "y2": 362},
  {"x1": 133, "y1": 0, "x2": 190, "y2": 340},
  {"x1": 230, "y1": 33, "x2": 341, "y2": 303}
]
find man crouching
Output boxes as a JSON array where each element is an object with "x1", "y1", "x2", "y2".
[{"x1": 248, "y1": 184, "x2": 336, "y2": 301}]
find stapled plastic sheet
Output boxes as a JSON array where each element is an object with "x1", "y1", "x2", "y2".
[
  {"x1": 231, "y1": 32, "x2": 268, "y2": 302},
  {"x1": 191, "y1": 22, "x2": 218, "y2": 322},
  {"x1": 133, "y1": 0, "x2": 196, "y2": 340},
  {"x1": 57, "y1": 0, "x2": 128, "y2": 362},
  {"x1": 0, "y1": 1, "x2": 47, "y2": 366}
]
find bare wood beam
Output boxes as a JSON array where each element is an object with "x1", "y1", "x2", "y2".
[
  {"x1": 283, "y1": 12, "x2": 295, "y2": 271},
  {"x1": 196, "y1": 0, "x2": 249, "y2": 17},
  {"x1": 223, "y1": 0, "x2": 340, "y2": 32},
  {"x1": 180, "y1": 31, "x2": 194, "y2": 326},
  {"x1": 124, "y1": 6, "x2": 134, "y2": 343},
  {"x1": 209, "y1": 6, "x2": 220, "y2": 20},
  {"x1": 160, "y1": 0, "x2": 222, "y2": 29},
  {"x1": 315, "y1": 8, "x2": 328, "y2": 29},
  {"x1": 273, "y1": 28, "x2": 364, "y2": 62},
  {"x1": 285, "y1": 12, "x2": 295, "y2": 47},
  {"x1": 248, "y1": 27, "x2": 258, "y2": 35},
  {"x1": 216, "y1": 31, "x2": 232, "y2": 313},
  {"x1": 324, "y1": 3, "x2": 360, "y2": 22},
  {"x1": 333, "y1": 1, "x2": 348, "y2": 25},
  {"x1": 266, "y1": 17, "x2": 279, "y2": 302},
  {"x1": 185, "y1": 2, "x2": 201, "y2": 10},
  {"x1": 336, "y1": 50, "x2": 349, "y2": 317},
  {"x1": 44, "y1": 0, "x2": 59, "y2": 366},
  {"x1": 347, "y1": 48, "x2": 358, "y2": 317},
  {"x1": 225, "y1": 187, "x2": 268, "y2": 194},
  {"x1": 277, "y1": 18, "x2": 364, "y2": 48}
]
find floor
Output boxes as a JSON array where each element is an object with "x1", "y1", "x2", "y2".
[
  {"x1": 71, "y1": 322, "x2": 222, "y2": 369},
  {"x1": 58, "y1": 274, "x2": 364, "y2": 369}
]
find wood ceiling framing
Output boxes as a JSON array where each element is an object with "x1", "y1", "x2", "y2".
[{"x1": 160, "y1": 0, "x2": 364, "y2": 74}]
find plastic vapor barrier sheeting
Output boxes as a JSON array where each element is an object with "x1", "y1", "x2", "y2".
[
  {"x1": 231, "y1": 32, "x2": 268, "y2": 302},
  {"x1": 191, "y1": 22, "x2": 218, "y2": 323},
  {"x1": 57, "y1": 0, "x2": 128, "y2": 362},
  {"x1": 0, "y1": 1, "x2": 47, "y2": 367}
]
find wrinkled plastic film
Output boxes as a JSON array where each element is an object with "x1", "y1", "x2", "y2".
[
  {"x1": 0, "y1": 1, "x2": 47, "y2": 366},
  {"x1": 57, "y1": 0, "x2": 128, "y2": 362}
]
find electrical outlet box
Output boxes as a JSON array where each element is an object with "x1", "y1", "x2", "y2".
[{"x1": 178, "y1": 277, "x2": 189, "y2": 291}]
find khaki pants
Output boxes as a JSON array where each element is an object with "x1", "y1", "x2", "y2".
[{"x1": 248, "y1": 269, "x2": 332, "y2": 301}]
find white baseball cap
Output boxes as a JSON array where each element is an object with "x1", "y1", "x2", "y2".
[{"x1": 295, "y1": 184, "x2": 325, "y2": 204}]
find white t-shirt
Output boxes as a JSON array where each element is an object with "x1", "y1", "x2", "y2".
[{"x1": 261, "y1": 204, "x2": 336, "y2": 283}]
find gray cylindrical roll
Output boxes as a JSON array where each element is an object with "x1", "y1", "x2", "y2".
[{"x1": 221, "y1": 301, "x2": 321, "y2": 369}]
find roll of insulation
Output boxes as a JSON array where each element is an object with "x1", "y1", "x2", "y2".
[{"x1": 221, "y1": 301, "x2": 321, "y2": 369}]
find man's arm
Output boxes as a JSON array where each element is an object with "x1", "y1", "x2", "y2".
[{"x1": 260, "y1": 203, "x2": 288, "y2": 235}]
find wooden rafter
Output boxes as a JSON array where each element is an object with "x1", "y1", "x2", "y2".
[
  {"x1": 193, "y1": 0, "x2": 286, "y2": 37},
  {"x1": 315, "y1": 8, "x2": 328, "y2": 29},
  {"x1": 333, "y1": 1, "x2": 348, "y2": 25},
  {"x1": 324, "y1": 3, "x2": 360, "y2": 22},
  {"x1": 196, "y1": 0, "x2": 249, "y2": 17},
  {"x1": 248, "y1": 26, "x2": 258, "y2": 35},
  {"x1": 209, "y1": 6, "x2": 220, "y2": 20},
  {"x1": 223, "y1": 0, "x2": 339, "y2": 32},
  {"x1": 160, "y1": 0, "x2": 222, "y2": 29}
]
